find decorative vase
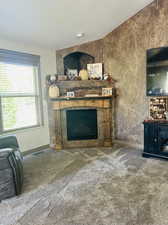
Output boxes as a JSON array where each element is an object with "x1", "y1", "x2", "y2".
[
  {"x1": 49, "y1": 85, "x2": 60, "y2": 98},
  {"x1": 79, "y1": 69, "x2": 89, "y2": 80}
]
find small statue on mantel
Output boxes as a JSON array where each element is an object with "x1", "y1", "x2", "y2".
[{"x1": 104, "y1": 73, "x2": 117, "y2": 83}]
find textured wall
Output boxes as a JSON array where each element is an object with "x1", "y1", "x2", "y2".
[
  {"x1": 56, "y1": 0, "x2": 168, "y2": 146},
  {"x1": 103, "y1": 0, "x2": 168, "y2": 145}
]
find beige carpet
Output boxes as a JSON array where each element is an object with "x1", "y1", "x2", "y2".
[{"x1": 0, "y1": 144, "x2": 168, "y2": 225}]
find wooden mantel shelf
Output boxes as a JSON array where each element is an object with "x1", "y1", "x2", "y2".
[
  {"x1": 55, "y1": 80, "x2": 114, "y2": 88},
  {"x1": 52, "y1": 96, "x2": 112, "y2": 110},
  {"x1": 50, "y1": 96, "x2": 112, "y2": 101}
]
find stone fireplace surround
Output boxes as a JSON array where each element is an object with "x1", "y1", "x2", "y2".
[{"x1": 49, "y1": 80, "x2": 115, "y2": 150}]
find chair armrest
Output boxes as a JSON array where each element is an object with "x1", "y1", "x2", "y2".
[
  {"x1": 0, "y1": 135, "x2": 19, "y2": 149},
  {"x1": 14, "y1": 150, "x2": 23, "y2": 161},
  {"x1": 0, "y1": 148, "x2": 13, "y2": 158}
]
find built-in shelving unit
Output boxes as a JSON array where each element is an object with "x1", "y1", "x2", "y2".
[{"x1": 149, "y1": 97, "x2": 168, "y2": 120}]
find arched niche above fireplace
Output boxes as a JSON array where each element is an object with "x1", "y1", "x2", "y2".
[{"x1": 63, "y1": 52, "x2": 95, "y2": 75}]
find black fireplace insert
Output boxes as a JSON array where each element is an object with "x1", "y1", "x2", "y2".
[{"x1": 66, "y1": 109, "x2": 98, "y2": 141}]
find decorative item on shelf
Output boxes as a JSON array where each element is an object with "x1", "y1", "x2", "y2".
[
  {"x1": 102, "y1": 88, "x2": 113, "y2": 96},
  {"x1": 67, "y1": 69, "x2": 78, "y2": 80},
  {"x1": 79, "y1": 69, "x2": 89, "y2": 80},
  {"x1": 85, "y1": 94, "x2": 99, "y2": 97},
  {"x1": 75, "y1": 89, "x2": 86, "y2": 97},
  {"x1": 46, "y1": 74, "x2": 57, "y2": 85},
  {"x1": 49, "y1": 85, "x2": 60, "y2": 98},
  {"x1": 87, "y1": 63, "x2": 103, "y2": 80},
  {"x1": 104, "y1": 74, "x2": 110, "y2": 80},
  {"x1": 50, "y1": 74, "x2": 56, "y2": 82},
  {"x1": 149, "y1": 97, "x2": 168, "y2": 120},
  {"x1": 67, "y1": 91, "x2": 75, "y2": 97},
  {"x1": 74, "y1": 76, "x2": 81, "y2": 81},
  {"x1": 103, "y1": 74, "x2": 117, "y2": 82},
  {"x1": 57, "y1": 75, "x2": 67, "y2": 81}
]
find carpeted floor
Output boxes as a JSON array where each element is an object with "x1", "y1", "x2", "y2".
[{"x1": 0, "y1": 144, "x2": 168, "y2": 225}]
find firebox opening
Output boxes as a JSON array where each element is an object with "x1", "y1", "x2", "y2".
[{"x1": 66, "y1": 109, "x2": 98, "y2": 141}]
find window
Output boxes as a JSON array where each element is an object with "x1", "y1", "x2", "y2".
[{"x1": 0, "y1": 49, "x2": 42, "y2": 133}]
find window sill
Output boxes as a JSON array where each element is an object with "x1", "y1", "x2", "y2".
[{"x1": 0, "y1": 124, "x2": 45, "y2": 135}]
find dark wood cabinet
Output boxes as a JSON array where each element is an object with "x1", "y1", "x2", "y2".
[{"x1": 143, "y1": 121, "x2": 168, "y2": 160}]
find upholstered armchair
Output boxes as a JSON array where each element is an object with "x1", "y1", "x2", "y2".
[{"x1": 0, "y1": 135, "x2": 23, "y2": 201}]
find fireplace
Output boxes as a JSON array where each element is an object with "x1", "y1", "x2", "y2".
[
  {"x1": 51, "y1": 96, "x2": 113, "y2": 149},
  {"x1": 66, "y1": 109, "x2": 98, "y2": 141},
  {"x1": 49, "y1": 80, "x2": 115, "y2": 150}
]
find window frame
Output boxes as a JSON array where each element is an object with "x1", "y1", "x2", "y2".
[{"x1": 0, "y1": 50, "x2": 43, "y2": 134}]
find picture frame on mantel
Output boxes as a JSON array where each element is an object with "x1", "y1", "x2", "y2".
[
  {"x1": 87, "y1": 63, "x2": 103, "y2": 80},
  {"x1": 67, "y1": 91, "x2": 75, "y2": 97},
  {"x1": 102, "y1": 87, "x2": 113, "y2": 96}
]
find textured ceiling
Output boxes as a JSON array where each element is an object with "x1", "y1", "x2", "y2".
[{"x1": 0, "y1": 0, "x2": 154, "y2": 49}]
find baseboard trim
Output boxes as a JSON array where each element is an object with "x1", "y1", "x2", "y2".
[
  {"x1": 113, "y1": 139, "x2": 143, "y2": 150},
  {"x1": 143, "y1": 152, "x2": 168, "y2": 160},
  {"x1": 22, "y1": 144, "x2": 50, "y2": 156},
  {"x1": 22, "y1": 141, "x2": 143, "y2": 156}
]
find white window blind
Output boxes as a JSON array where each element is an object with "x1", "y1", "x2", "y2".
[{"x1": 0, "y1": 49, "x2": 42, "y2": 132}]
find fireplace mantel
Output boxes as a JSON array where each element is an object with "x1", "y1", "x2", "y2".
[
  {"x1": 48, "y1": 80, "x2": 116, "y2": 150},
  {"x1": 51, "y1": 96, "x2": 112, "y2": 101},
  {"x1": 52, "y1": 96, "x2": 112, "y2": 111}
]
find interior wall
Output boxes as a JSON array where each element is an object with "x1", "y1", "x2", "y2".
[
  {"x1": 56, "y1": 0, "x2": 168, "y2": 147},
  {"x1": 0, "y1": 39, "x2": 56, "y2": 152},
  {"x1": 103, "y1": 0, "x2": 168, "y2": 146}
]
